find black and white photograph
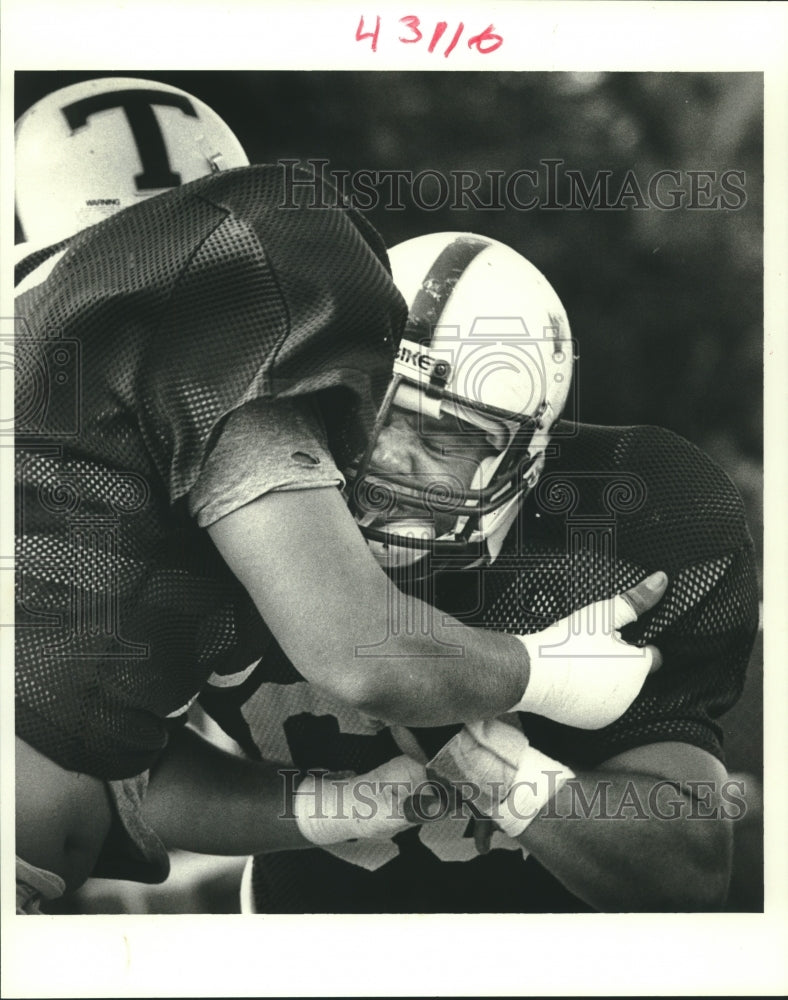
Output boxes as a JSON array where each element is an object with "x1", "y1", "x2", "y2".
[{"x1": 2, "y1": 3, "x2": 786, "y2": 998}]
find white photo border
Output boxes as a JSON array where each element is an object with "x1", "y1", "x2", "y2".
[{"x1": 2, "y1": 2, "x2": 786, "y2": 997}]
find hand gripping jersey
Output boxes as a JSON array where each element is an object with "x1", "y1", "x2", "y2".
[
  {"x1": 198, "y1": 421, "x2": 759, "y2": 912},
  {"x1": 14, "y1": 164, "x2": 406, "y2": 779}
]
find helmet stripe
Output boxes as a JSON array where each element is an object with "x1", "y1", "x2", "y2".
[{"x1": 404, "y1": 235, "x2": 490, "y2": 345}]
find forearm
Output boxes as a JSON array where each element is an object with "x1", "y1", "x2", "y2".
[
  {"x1": 210, "y1": 486, "x2": 662, "y2": 729},
  {"x1": 343, "y1": 570, "x2": 664, "y2": 728},
  {"x1": 519, "y1": 769, "x2": 733, "y2": 911},
  {"x1": 343, "y1": 611, "x2": 528, "y2": 726},
  {"x1": 141, "y1": 727, "x2": 308, "y2": 856},
  {"x1": 208, "y1": 487, "x2": 529, "y2": 728}
]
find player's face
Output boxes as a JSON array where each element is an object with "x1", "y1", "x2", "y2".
[{"x1": 367, "y1": 405, "x2": 496, "y2": 536}]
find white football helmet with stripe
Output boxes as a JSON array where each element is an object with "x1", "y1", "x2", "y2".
[
  {"x1": 351, "y1": 231, "x2": 574, "y2": 568},
  {"x1": 15, "y1": 76, "x2": 249, "y2": 245}
]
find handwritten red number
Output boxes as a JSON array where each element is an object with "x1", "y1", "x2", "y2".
[
  {"x1": 356, "y1": 14, "x2": 381, "y2": 52},
  {"x1": 443, "y1": 22, "x2": 464, "y2": 57},
  {"x1": 359, "y1": 16, "x2": 503, "y2": 58},
  {"x1": 399, "y1": 15, "x2": 422, "y2": 43},
  {"x1": 467, "y1": 24, "x2": 503, "y2": 54},
  {"x1": 427, "y1": 21, "x2": 447, "y2": 52}
]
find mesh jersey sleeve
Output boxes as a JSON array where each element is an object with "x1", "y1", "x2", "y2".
[
  {"x1": 14, "y1": 164, "x2": 404, "y2": 507},
  {"x1": 188, "y1": 396, "x2": 344, "y2": 528},
  {"x1": 137, "y1": 165, "x2": 404, "y2": 505},
  {"x1": 14, "y1": 165, "x2": 404, "y2": 781}
]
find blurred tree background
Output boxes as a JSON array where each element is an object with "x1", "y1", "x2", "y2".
[{"x1": 15, "y1": 70, "x2": 763, "y2": 573}]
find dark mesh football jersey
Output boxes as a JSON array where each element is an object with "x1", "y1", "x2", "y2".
[
  {"x1": 14, "y1": 164, "x2": 406, "y2": 779},
  {"x1": 199, "y1": 421, "x2": 758, "y2": 912}
]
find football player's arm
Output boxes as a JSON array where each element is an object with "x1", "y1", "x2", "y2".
[
  {"x1": 15, "y1": 736, "x2": 114, "y2": 894},
  {"x1": 139, "y1": 726, "x2": 309, "y2": 856},
  {"x1": 16, "y1": 728, "x2": 428, "y2": 895},
  {"x1": 208, "y1": 487, "x2": 663, "y2": 729},
  {"x1": 517, "y1": 741, "x2": 733, "y2": 911},
  {"x1": 430, "y1": 725, "x2": 732, "y2": 911},
  {"x1": 522, "y1": 521, "x2": 758, "y2": 910},
  {"x1": 142, "y1": 726, "x2": 431, "y2": 855},
  {"x1": 208, "y1": 486, "x2": 526, "y2": 724},
  {"x1": 15, "y1": 732, "x2": 308, "y2": 895}
]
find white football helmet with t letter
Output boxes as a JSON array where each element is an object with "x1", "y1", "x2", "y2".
[{"x1": 15, "y1": 76, "x2": 250, "y2": 244}]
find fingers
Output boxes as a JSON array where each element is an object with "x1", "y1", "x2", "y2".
[
  {"x1": 613, "y1": 571, "x2": 668, "y2": 627},
  {"x1": 613, "y1": 573, "x2": 666, "y2": 677},
  {"x1": 645, "y1": 643, "x2": 662, "y2": 674},
  {"x1": 466, "y1": 719, "x2": 529, "y2": 768},
  {"x1": 466, "y1": 718, "x2": 512, "y2": 748},
  {"x1": 371, "y1": 754, "x2": 427, "y2": 786},
  {"x1": 473, "y1": 817, "x2": 495, "y2": 855},
  {"x1": 402, "y1": 796, "x2": 419, "y2": 824},
  {"x1": 403, "y1": 790, "x2": 441, "y2": 824}
]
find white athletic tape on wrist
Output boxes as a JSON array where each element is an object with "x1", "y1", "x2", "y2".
[
  {"x1": 511, "y1": 594, "x2": 654, "y2": 729},
  {"x1": 461, "y1": 720, "x2": 574, "y2": 837},
  {"x1": 496, "y1": 746, "x2": 575, "y2": 837},
  {"x1": 294, "y1": 757, "x2": 424, "y2": 845},
  {"x1": 427, "y1": 720, "x2": 573, "y2": 839},
  {"x1": 294, "y1": 774, "x2": 350, "y2": 845}
]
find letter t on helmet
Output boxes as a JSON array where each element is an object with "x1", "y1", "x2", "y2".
[{"x1": 15, "y1": 76, "x2": 250, "y2": 245}]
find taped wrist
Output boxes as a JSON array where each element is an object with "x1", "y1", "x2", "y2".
[
  {"x1": 294, "y1": 757, "x2": 423, "y2": 845},
  {"x1": 513, "y1": 630, "x2": 575, "y2": 718},
  {"x1": 511, "y1": 617, "x2": 653, "y2": 730},
  {"x1": 496, "y1": 745, "x2": 575, "y2": 837},
  {"x1": 427, "y1": 721, "x2": 574, "y2": 838},
  {"x1": 294, "y1": 772, "x2": 358, "y2": 845}
]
